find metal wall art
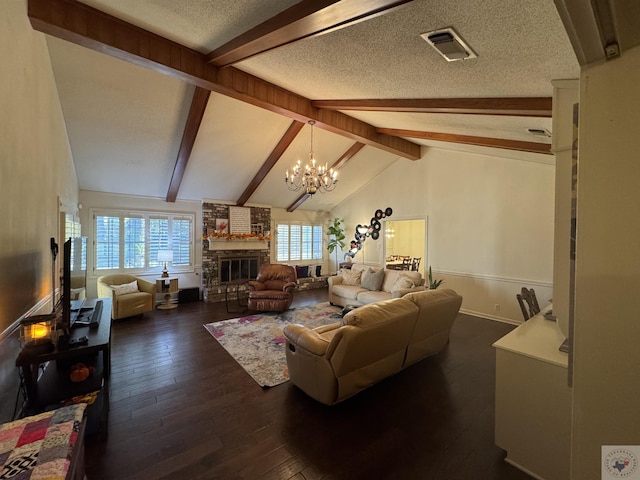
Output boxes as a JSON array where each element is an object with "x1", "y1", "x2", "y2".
[{"x1": 345, "y1": 207, "x2": 393, "y2": 259}]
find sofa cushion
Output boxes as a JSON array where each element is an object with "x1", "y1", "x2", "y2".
[
  {"x1": 341, "y1": 268, "x2": 362, "y2": 286},
  {"x1": 361, "y1": 267, "x2": 385, "y2": 291},
  {"x1": 331, "y1": 284, "x2": 366, "y2": 301},
  {"x1": 342, "y1": 297, "x2": 417, "y2": 328},
  {"x1": 111, "y1": 280, "x2": 139, "y2": 296},
  {"x1": 356, "y1": 290, "x2": 391, "y2": 305},
  {"x1": 309, "y1": 264, "x2": 322, "y2": 277},
  {"x1": 391, "y1": 274, "x2": 416, "y2": 291},
  {"x1": 381, "y1": 269, "x2": 422, "y2": 293},
  {"x1": 295, "y1": 265, "x2": 309, "y2": 278}
]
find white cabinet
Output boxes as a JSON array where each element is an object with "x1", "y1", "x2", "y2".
[{"x1": 493, "y1": 312, "x2": 571, "y2": 480}]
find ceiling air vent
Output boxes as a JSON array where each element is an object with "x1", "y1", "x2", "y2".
[{"x1": 420, "y1": 27, "x2": 477, "y2": 62}]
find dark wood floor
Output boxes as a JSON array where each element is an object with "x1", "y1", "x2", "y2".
[{"x1": 85, "y1": 289, "x2": 532, "y2": 480}]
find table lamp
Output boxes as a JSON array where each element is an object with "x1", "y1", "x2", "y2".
[{"x1": 158, "y1": 249, "x2": 173, "y2": 278}]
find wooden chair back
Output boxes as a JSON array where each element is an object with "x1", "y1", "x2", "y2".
[
  {"x1": 411, "y1": 257, "x2": 421, "y2": 271},
  {"x1": 516, "y1": 287, "x2": 541, "y2": 320}
]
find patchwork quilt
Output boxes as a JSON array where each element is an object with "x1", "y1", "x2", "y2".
[{"x1": 0, "y1": 404, "x2": 86, "y2": 480}]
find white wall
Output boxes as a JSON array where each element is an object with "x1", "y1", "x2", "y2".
[
  {"x1": 78, "y1": 191, "x2": 202, "y2": 298},
  {"x1": 0, "y1": 0, "x2": 79, "y2": 422},
  {"x1": 570, "y1": 45, "x2": 640, "y2": 479},
  {"x1": 0, "y1": 0, "x2": 79, "y2": 320},
  {"x1": 333, "y1": 146, "x2": 555, "y2": 323}
]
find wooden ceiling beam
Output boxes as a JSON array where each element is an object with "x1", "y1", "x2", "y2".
[
  {"x1": 28, "y1": 0, "x2": 421, "y2": 161},
  {"x1": 166, "y1": 87, "x2": 210, "y2": 202},
  {"x1": 287, "y1": 193, "x2": 311, "y2": 212},
  {"x1": 237, "y1": 120, "x2": 305, "y2": 207},
  {"x1": 378, "y1": 128, "x2": 552, "y2": 155},
  {"x1": 331, "y1": 142, "x2": 365, "y2": 170},
  {"x1": 207, "y1": 0, "x2": 415, "y2": 67},
  {"x1": 312, "y1": 97, "x2": 553, "y2": 117},
  {"x1": 286, "y1": 141, "x2": 365, "y2": 211}
]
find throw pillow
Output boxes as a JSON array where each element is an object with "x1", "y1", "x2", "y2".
[
  {"x1": 111, "y1": 280, "x2": 139, "y2": 296},
  {"x1": 341, "y1": 268, "x2": 362, "y2": 286},
  {"x1": 295, "y1": 265, "x2": 309, "y2": 278},
  {"x1": 361, "y1": 267, "x2": 385, "y2": 291},
  {"x1": 391, "y1": 274, "x2": 415, "y2": 291}
]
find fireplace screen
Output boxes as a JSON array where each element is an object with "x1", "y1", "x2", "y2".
[{"x1": 220, "y1": 257, "x2": 259, "y2": 283}]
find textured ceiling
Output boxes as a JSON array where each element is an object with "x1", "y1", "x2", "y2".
[{"x1": 42, "y1": 0, "x2": 584, "y2": 211}]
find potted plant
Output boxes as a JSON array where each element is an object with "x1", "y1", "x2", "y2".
[
  {"x1": 326, "y1": 218, "x2": 346, "y2": 274},
  {"x1": 428, "y1": 266, "x2": 443, "y2": 289}
]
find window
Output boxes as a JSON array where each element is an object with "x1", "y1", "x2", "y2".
[
  {"x1": 95, "y1": 215, "x2": 119, "y2": 269},
  {"x1": 94, "y1": 210, "x2": 194, "y2": 273},
  {"x1": 124, "y1": 216, "x2": 145, "y2": 268},
  {"x1": 64, "y1": 213, "x2": 81, "y2": 239},
  {"x1": 276, "y1": 222, "x2": 323, "y2": 262}
]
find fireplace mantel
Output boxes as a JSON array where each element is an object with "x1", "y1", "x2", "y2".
[{"x1": 208, "y1": 239, "x2": 269, "y2": 251}]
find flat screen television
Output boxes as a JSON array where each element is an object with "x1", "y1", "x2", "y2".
[{"x1": 60, "y1": 237, "x2": 87, "y2": 333}]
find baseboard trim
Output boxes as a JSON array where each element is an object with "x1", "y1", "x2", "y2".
[
  {"x1": 503, "y1": 457, "x2": 547, "y2": 480},
  {"x1": 459, "y1": 308, "x2": 522, "y2": 325}
]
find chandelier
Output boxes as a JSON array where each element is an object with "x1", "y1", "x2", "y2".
[{"x1": 285, "y1": 120, "x2": 338, "y2": 195}]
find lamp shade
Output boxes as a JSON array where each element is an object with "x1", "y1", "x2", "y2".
[{"x1": 157, "y1": 249, "x2": 173, "y2": 262}]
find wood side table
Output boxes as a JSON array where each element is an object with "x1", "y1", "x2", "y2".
[{"x1": 156, "y1": 277, "x2": 178, "y2": 309}]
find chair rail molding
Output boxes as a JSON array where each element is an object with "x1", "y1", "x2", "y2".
[{"x1": 437, "y1": 269, "x2": 552, "y2": 288}]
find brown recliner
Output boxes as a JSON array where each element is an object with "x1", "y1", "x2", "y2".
[{"x1": 247, "y1": 264, "x2": 297, "y2": 312}]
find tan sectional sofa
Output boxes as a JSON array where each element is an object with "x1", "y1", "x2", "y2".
[
  {"x1": 328, "y1": 263, "x2": 425, "y2": 307},
  {"x1": 284, "y1": 288, "x2": 463, "y2": 405}
]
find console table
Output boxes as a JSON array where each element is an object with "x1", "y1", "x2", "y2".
[
  {"x1": 15, "y1": 298, "x2": 112, "y2": 438},
  {"x1": 493, "y1": 307, "x2": 571, "y2": 480}
]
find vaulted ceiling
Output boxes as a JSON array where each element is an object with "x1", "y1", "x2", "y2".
[{"x1": 31, "y1": 0, "x2": 583, "y2": 212}]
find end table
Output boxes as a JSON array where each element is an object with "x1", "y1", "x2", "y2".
[{"x1": 156, "y1": 277, "x2": 178, "y2": 309}]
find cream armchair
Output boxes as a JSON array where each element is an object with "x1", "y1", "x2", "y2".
[{"x1": 97, "y1": 274, "x2": 156, "y2": 320}]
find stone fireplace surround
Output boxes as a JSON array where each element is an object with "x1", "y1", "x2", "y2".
[
  {"x1": 201, "y1": 202, "x2": 329, "y2": 303},
  {"x1": 202, "y1": 203, "x2": 270, "y2": 303}
]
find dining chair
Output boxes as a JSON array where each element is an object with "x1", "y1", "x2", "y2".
[
  {"x1": 516, "y1": 287, "x2": 541, "y2": 320},
  {"x1": 401, "y1": 257, "x2": 412, "y2": 270},
  {"x1": 411, "y1": 257, "x2": 421, "y2": 271}
]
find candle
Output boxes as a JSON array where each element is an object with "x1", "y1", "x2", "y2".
[{"x1": 31, "y1": 323, "x2": 49, "y2": 339}]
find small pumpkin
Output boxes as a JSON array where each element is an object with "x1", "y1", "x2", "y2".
[{"x1": 70, "y1": 363, "x2": 93, "y2": 382}]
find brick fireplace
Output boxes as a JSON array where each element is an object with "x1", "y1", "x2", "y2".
[{"x1": 202, "y1": 203, "x2": 270, "y2": 303}]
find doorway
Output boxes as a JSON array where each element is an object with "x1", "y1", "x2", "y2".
[{"x1": 383, "y1": 218, "x2": 427, "y2": 276}]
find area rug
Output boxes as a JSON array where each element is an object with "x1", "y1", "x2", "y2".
[{"x1": 203, "y1": 302, "x2": 343, "y2": 388}]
